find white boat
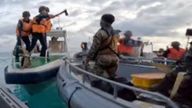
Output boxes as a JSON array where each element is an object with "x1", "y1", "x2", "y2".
[{"x1": 5, "y1": 30, "x2": 68, "y2": 84}]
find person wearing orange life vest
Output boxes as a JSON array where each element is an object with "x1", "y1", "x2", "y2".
[
  {"x1": 163, "y1": 41, "x2": 186, "y2": 61},
  {"x1": 151, "y1": 42, "x2": 192, "y2": 106},
  {"x1": 118, "y1": 31, "x2": 133, "y2": 56},
  {"x1": 30, "y1": 6, "x2": 52, "y2": 57},
  {"x1": 30, "y1": 6, "x2": 67, "y2": 57},
  {"x1": 118, "y1": 31, "x2": 143, "y2": 56},
  {"x1": 15, "y1": 11, "x2": 32, "y2": 62}
]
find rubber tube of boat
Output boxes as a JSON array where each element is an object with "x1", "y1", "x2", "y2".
[{"x1": 68, "y1": 87, "x2": 81, "y2": 108}]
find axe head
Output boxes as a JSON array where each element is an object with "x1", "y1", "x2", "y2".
[{"x1": 64, "y1": 9, "x2": 68, "y2": 16}]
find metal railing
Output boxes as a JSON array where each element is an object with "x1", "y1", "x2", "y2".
[
  {"x1": 120, "y1": 55, "x2": 176, "y2": 65},
  {"x1": 65, "y1": 60, "x2": 179, "y2": 108}
]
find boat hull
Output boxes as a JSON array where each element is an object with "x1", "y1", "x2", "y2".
[{"x1": 5, "y1": 59, "x2": 64, "y2": 84}]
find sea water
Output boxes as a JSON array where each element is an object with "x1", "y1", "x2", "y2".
[{"x1": 0, "y1": 52, "x2": 67, "y2": 108}]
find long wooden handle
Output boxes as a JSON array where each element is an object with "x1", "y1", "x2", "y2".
[
  {"x1": 170, "y1": 72, "x2": 186, "y2": 98},
  {"x1": 51, "y1": 9, "x2": 68, "y2": 19}
]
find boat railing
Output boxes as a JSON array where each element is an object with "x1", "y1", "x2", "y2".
[
  {"x1": 47, "y1": 30, "x2": 66, "y2": 38},
  {"x1": 65, "y1": 60, "x2": 179, "y2": 108},
  {"x1": 120, "y1": 55, "x2": 176, "y2": 65},
  {"x1": 47, "y1": 30, "x2": 69, "y2": 53}
]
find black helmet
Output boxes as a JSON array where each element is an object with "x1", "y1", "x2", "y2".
[
  {"x1": 171, "y1": 41, "x2": 180, "y2": 47},
  {"x1": 124, "y1": 30, "x2": 132, "y2": 37},
  {"x1": 22, "y1": 11, "x2": 30, "y2": 17},
  {"x1": 101, "y1": 14, "x2": 115, "y2": 24},
  {"x1": 39, "y1": 6, "x2": 47, "y2": 13}
]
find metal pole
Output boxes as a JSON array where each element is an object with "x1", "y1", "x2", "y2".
[{"x1": 186, "y1": 36, "x2": 190, "y2": 50}]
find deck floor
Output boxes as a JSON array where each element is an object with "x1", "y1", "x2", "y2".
[{"x1": 14, "y1": 55, "x2": 64, "y2": 68}]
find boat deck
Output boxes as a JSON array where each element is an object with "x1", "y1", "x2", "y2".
[{"x1": 14, "y1": 55, "x2": 65, "y2": 68}]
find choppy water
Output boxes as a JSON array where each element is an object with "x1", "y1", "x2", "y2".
[{"x1": 0, "y1": 52, "x2": 67, "y2": 108}]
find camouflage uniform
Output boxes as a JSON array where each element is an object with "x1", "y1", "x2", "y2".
[{"x1": 87, "y1": 29, "x2": 119, "y2": 78}]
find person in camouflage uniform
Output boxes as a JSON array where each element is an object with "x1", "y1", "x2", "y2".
[{"x1": 85, "y1": 14, "x2": 119, "y2": 79}]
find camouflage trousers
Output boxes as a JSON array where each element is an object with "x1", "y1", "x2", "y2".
[{"x1": 91, "y1": 54, "x2": 119, "y2": 78}]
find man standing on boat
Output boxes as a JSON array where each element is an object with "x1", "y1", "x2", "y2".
[
  {"x1": 30, "y1": 6, "x2": 50, "y2": 57},
  {"x1": 163, "y1": 41, "x2": 186, "y2": 61},
  {"x1": 118, "y1": 30, "x2": 143, "y2": 56},
  {"x1": 85, "y1": 14, "x2": 119, "y2": 79},
  {"x1": 30, "y1": 6, "x2": 68, "y2": 57},
  {"x1": 15, "y1": 11, "x2": 32, "y2": 62}
]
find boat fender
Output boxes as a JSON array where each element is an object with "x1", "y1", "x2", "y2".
[{"x1": 68, "y1": 87, "x2": 81, "y2": 108}]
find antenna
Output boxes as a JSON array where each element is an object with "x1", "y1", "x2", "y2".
[
  {"x1": 185, "y1": 28, "x2": 192, "y2": 50},
  {"x1": 57, "y1": 16, "x2": 62, "y2": 30}
]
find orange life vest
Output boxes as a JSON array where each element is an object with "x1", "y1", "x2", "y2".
[
  {"x1": 32, "y1": 17, "x2": 46, "y2": 33},
  {"x1": 168, "y1": 48, "x2": 186, "y2": 60},
  {"x1": 32, "y1": 17, "x2": 52, "y2": 34},
  {"x1": 46, "y1": 20, "x2": 52, "y2": 32},
  {"x1": 16, "y1": 19, "x2": 32, "y2": 37},
  {"x1": 118, "y1": 41, "x2": 133, "y2": 55}
]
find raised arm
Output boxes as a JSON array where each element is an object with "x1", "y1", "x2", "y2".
[{"x1": 49, "y1": 9, "x2": 68, "y2": 19}]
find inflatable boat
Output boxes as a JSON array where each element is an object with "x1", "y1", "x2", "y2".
[{"x1": 57, "y1": 59, "x2": 179, "y2": 108}]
